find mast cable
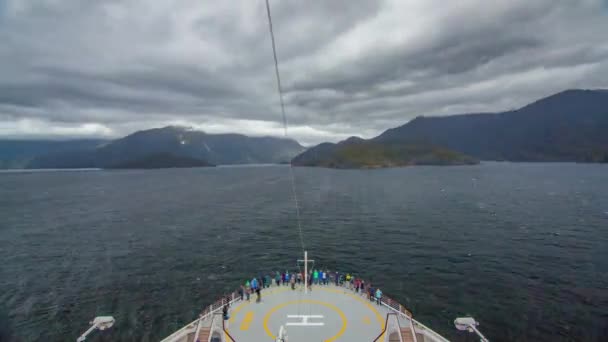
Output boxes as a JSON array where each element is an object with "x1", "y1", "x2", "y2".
[{"x1": 264, "y1": 0, "x2": 306, "y2": 253}]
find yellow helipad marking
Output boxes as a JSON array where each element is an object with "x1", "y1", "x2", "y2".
[
  {"x1": 229, "y1": 301, "x2": 250, "y2": 324},
  {"x1": 317, "y1": 287, "x2": 385, "y2": 339},
  {"x1": 227, "y1": 287, "x2": 290, "y2": 330},
  {"x1": 363, "y1": 316, "x2": 371, "y2": 324},
  {"x1": 317, "y1": 287, "x2": 384, "y2": 324},
  {"x1": 263, "y1": 300, "x2": 347, "y2": 342},
  {"x1": 239, "y1": 311, "x2": 254, "y2": 330}
]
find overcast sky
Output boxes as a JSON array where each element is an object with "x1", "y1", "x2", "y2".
[{"x1": 1, "y1": 0, "x2": 607, "y2": 145}]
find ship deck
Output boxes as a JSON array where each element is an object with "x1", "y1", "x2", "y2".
[
  {"x1": 162, "y1": 282, "x2": 451, "y2": 342},
  {"x1": 226, "y1": 284, "x2": 393, "y2": 341}
]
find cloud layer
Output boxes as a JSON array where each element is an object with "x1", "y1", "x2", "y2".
[{"x1": 1, "y1": 0, "x2": 607, "y2": 144}]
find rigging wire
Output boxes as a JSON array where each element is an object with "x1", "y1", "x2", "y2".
[
  {"x1": 264, "y1": 0, "x2": 306, "y2": 253},
  {"x1": 265, "y1": 1, "x2": 311, "y2": 319}
]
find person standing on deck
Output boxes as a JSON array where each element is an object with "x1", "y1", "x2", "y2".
[
  {"x1": 222, "y1": 302, "x2": 230, "y2": 320},
  {"x1": 308, "y1": 271, "x2": 313, "y2": 290},
  {"x1": 375, "y1": 288, "x2": 383, "y2": 306},
  {"x1": 239, "y1": 285, "x2": 244, "y2": 300},
  {"x1": 250, "y1": 277, "x2": 258, "y2": 302},
  {"x1": 275, "y1": 271, "x2": 281, "y2": 286},
  {"x1": 290, "y1": 272, "x2": 296, "y2": 290},
  {"x1": 313, "y1": 270, "x2": 319, "y2": 284},
  {"x1": 265, "y1": 274, "x2": 271, "y2": 288},
  {"x1": 321, "y1": 271, "x2": 327, "y2": 285},
  {"x1": 251, "y1": 277, "x2": 258, "y2": 292},
  {"x1": 369, "y1": 286, "x2": 375, "y2": 302},
  {"x1": 334, "y1": 272, "x2": 339, "y2": 286},
  {"x1": 245, "y1": 280, "x2": 251, "y2": 301},
  {"x1": 361, "y1": 280, "x2": 366, "y2": 295},
  {"x1": 252, "y1": 277, "x2": 259, "y2": 301}
]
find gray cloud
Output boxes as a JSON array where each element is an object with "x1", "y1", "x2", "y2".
[{"x1": 1, "y1": 0, "x2": 607, "y2": 145}]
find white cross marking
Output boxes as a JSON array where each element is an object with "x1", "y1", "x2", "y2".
[{"x1": 285, "y1": 315, "x2": 324, "y2": 326}]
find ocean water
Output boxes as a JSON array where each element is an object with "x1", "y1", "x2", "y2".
[{"x1": 0, "y1": 163, "x2": 607, "y2": 342}]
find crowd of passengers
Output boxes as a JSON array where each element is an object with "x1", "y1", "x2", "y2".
[{"x1": 237, "y1": 270, "x2": 383, "y2": 306}]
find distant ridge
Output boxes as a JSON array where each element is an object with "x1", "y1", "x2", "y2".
[
  {"x1": 0, "y1": 140, "x2": 107, "y2": 169},
  {"x1": 292, "y1": 139, "x2": 477, "y2": 168},
  {"x1": 376, "y1": 89, "x2": 608, "y2": 162},
  {"x1": 294, "y1": 89, "x2": 608, "y2": 168},
  {"x1": 23, "y1": 126, "x2": 304, "y2": 169}
]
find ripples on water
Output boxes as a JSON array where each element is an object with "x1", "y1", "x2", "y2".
[{"x1": 0, "y1": 163, "x2": 607, "y2": 341}]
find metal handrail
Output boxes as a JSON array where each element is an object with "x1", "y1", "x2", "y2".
[
  {"x1": 408, "y1": 312, "x2": 419, "y2": 342},
  {"x1": 380, "y1": 302, "x2": 449, "y2": 342},
  {"x1": 378, "y1": 296, "x2": 417, "y2": 342},
  {"x1": 372, "y1": 313, "x2": 392, "y2": 342},
  {"x1": 193, "y1": 315, "x2": 203, "y2": 342},
  {"x1": 161, "y1": 292, "x2": 240, "y2": 342},
  {"x1": 222, "y1": 316, "x2": 236, "y2": 342}
]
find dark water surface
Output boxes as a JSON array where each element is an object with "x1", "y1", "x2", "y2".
[{"x1": 1, "y1": 163, "x2": 607, "y2": 341}]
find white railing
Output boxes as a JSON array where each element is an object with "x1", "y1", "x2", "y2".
[
  {"x1": 410, "y1": 317, "x2": 451, "y2": 342},
  {"x1": 193, "y1": 314, "x2": 204, "y2": 342},
  {"x1": 386, "y1": 313, "x2": 402, "y2": 342},
  {"x1": 380, "y1": 300, "x2": 417, "y2": 342},
  {"x1": 161, "y1": 292, "x2": 240, "y2": 342},
  {"x1": 345, "y1": 278, "x2": 445, "y2": 342},
  {"x1": 408, "y1": 316, "x2": 418, "y2": 342},
  {"x1": 209, "y1": 313, "x2": 222, "y2": 342},
  {"x1": 380, "y1": 295, "x2": 448, "y2": 342}
]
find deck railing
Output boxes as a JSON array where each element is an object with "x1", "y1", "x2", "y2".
[
  {"x1": 329, "y1": 275, "x2": 450, "y2": 342},
  {"x1": 160, "y1": 292, "x2": 240, "y2": 342}
]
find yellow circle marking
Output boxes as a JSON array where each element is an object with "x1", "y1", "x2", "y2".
[
  {"x1": 316, "y1": 287, "x2": 385, "y2": 339},
  {"x1": 263, "y1": 300, "x2": 347, "y2": 342},
  {"x1": 317, "y1": 287, "x2": 384, "y2": 324},
  {"x1": 227, "y1": 287, "x2": 290, "y2": 326}
]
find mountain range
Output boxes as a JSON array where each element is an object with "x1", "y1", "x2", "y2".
[
  {"x1": 1, "y1": 89, "x2": 607, "y2": 170},
  {"x1": 1, "y1": 126, "x2": 304, "y2": 169},
  {"x1": 294, "y1": 89, "x2": 608, "y2": 168},
  {"x1": 0, "y1": 139, "x2": 107, "y2": 169}
]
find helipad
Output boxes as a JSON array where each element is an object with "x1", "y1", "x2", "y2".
[
  {"x1": 161, "y1": 281, "x2": 450, "y2": 342},
  {"x1": 226, "y1": 285, "x2": 387, "y2": 341}
]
